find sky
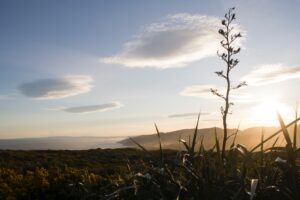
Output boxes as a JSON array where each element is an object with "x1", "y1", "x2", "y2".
[{"x1": 0, "y1": 0, "x2": 300, "y2": 139}]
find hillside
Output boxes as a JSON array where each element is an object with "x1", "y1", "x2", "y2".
[
  {"x1": 119, "y1": 126, "x2": 300, "y2": 150},
  {"x1": 0, "y1": 126, "x2": 298, "y2": 151}
]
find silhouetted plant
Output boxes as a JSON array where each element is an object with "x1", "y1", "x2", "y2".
[
  {"x1": 1, "y1": 7, "x2": 300, "y2": 200},
  {"x1": 211, "y1": 7, "x2": 246, "y2": 160}
]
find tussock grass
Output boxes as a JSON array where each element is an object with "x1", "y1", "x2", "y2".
[{"x1": 105, "y1": 113, "x2": 300, "y2": 200}]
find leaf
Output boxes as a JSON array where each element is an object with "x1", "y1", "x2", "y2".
[
  {"x1": 232, "y1": 186, "x2": 243, "y2": 200},
  {"x1": 197, "y1": 135, "x2": 204, "y2": 156},
  {"x1": 129, "y1": 137, "x2": 149, "y2": 154},
  {"x1": 250, "y1": 116, "x2": 300, "y2": 152},
  {"x1": 236, "y1": 144, "x2": 250, "y2": 160},
  {"x1": 214, "y1": 127, "x2": 221, "y2": 162},
  {"x1": 155, "y1": 123, "x2": 164, "y2": 166},
  {"x1": 277, "y1": 112, "x2": 293, "y2": 150},
  {"x1": 266, "y1": 146, "x2": 286, "y2": 153},
  {"x1": 230, "y1": 123, "x2": 240, "y2": 149},
  {"x1": 179, "y1": 139, "x2": 189, "y2": 152},
  {"x1": 259, "y1": 134, "x2": 264, "y2": 168},
  {"x1": 293, "y1": 103, "x2": 298, "y2": 149},
  {"x1": 275, "y1": 157, "x2": 287, "y2": 163},
  {"x1": 221, "y1": 19, "x2": 226, "y2": 25},
  {"x1": 211, "y1": 88, "x2": 225, "y2": 100},
  {"x1": 215, "y1": 71, "x2": 226, "y2": 79},
  {"x1": 250, "y1": 179, "x2": 258, "y2": 200},
  {"x1": 271, "y1": 137, "x2": 280, "y2": 149},
  {"x1": 219, "y1": 29, "x2": 225, "y2": 35},
  {"x1": 191, "y1": 112, "x2": 201, "y2": 155},
  {"x1": 105, "y1": 185, "x2": 136, "y2": 199},
  {"x1": 232, "y1": 81, "x2": 246, "y2": 90}
]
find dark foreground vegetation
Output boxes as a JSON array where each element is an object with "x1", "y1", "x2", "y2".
[
  {"x1": 0, "y1": 135, "x2": 299, "y2": 200},
  {"x1": 0, "y1": 148, "x2": 170, "y2": 199},
  {"x1": 0, "y1": 148, "x2": 179, "y2": 199}
]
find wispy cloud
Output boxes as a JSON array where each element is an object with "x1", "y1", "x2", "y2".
[
  {"x1": 168, "y1": 112, "x2": 210, "y2": 118},
  {"x1": 180, "y1": 84, "x2": 215, "y2": 98},
  {"x1": 241, "y1": 64, "x2": 300, "y2": 86},
  {"x1": 100, "y1": 14, "x2": 241, "y2": 69},
  {"x1": 0, "y1": 94, "x2": 17, "y2": 100},
  {"x1": 180, "y1": 84, "x2": 255, "y2": 102},
  {"x1": 19, "y1": 75, "x2": 93, "y2": 100},
  {"x1": 61, "y1": 102, "x2": 123, "y2": 114},
  {"x1": 201, "y1": 119, "x2": 220, "y2": 122}
]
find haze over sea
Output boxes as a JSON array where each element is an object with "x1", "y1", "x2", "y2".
[{"x1": 0, "y1": 136, "x2": 126, "y2": 150}]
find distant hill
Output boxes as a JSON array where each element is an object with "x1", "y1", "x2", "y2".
[
  {"x1": 0, "y1": 136, "x2": 126, "y2": 150},
  {"x1": 119, "y1": 126, "x2": 300, "y2": 150},
  {"x1": 1, "y1": 125, "x2": 299, "y2": 150}
]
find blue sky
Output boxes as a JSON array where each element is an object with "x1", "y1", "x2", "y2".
[{"x1": 0, "y1": 0, "x2": 300, "y2": 138}]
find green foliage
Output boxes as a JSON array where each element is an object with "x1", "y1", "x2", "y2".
[{"x1": 0, "y1": 148, "x2": 144, "y2": 199}]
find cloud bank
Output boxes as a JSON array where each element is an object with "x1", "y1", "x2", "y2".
[
  {"x1": 241, "y1": 64, "x2": 300, "y2": 86},
  {"x1": 168, "y1": 112, "x2": 210, "y2": 118},
  {"x1": 19, "y1": 75, "x2": 93, "y2": 100},
  {"x1": 100, "y1": 14, "x2": 228, "y2": 68},
  {"x1": 62, "y1": 102, "x2": 123, "y2": 114},
  {"x1": 180, "y1": 84, "x2": 254, "y2": 102},
  {"x1": 180, "y1": 84, "x2": 215, "y2": 98}
]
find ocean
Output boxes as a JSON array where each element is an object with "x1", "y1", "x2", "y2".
[{"x1": 0, "y1": 136, "x2": 128, "y2": 150}]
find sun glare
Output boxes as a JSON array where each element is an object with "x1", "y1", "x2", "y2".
[{"x1": 250, "y1": 97, "x2": 293, "y2": 126}]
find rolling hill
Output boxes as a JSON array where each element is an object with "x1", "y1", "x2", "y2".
[{"x1": 119, "y1": 126, "x2": 299, "y2": 150}]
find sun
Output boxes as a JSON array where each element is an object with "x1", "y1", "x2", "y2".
[{"x1": 250, "y1": 97, "x2": 293, "y2": 126}]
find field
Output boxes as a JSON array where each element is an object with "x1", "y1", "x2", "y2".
[
  {"x1": 0, "y1": 121, "x2": 299, "y2": 200},
  {"x1": 0, "y1": 148, "x2": 177, "y2": 199}
]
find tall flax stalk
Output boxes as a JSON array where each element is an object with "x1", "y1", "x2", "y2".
[{"x1": 211, "y1": 7, "x2": 246, "y2": 160}]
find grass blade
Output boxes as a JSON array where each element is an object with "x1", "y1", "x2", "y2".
[
  {"x1": 260, "y1": 128, "x2": 264, "y2": 167},
  {"x1": 191, "y1": 112, "x2": 201, "y2": 155},
  {"x1": 214, "y1": 127, "x2": 221, "y2": 162},
  {"x1": 250, "y1": 116, "x2": 300, "y2": 152},
  {"x1": 293, "y1": 103, "x2": 298, "y2": 149},
  {"x1": 250, "y1": 179, "x2": 259, "y2": 200},
  {"x1": 230, "y1": 122, "x2": 240, "y2": 149},
  {"x1": 236, "y1": 144, "x2": 249, "y2": 157},
  {"x1": 272, "y1": 137, "x2": 279, "y2": 149},
  {"x1": 155, "y1": 123, "x2": 164, "y2": 166},
  {"x1": 129, "y1": 137, "x2": 149, "y2": 154},
  {"x1": 197, "y1": 135, "x2": 204, "y2": 156},
  {"x1": 277, "y1": 112, "x2": 293, "y2": 150},
  {"x1": 180, "y1": 139, "x2": 189, "y2": 152}
]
